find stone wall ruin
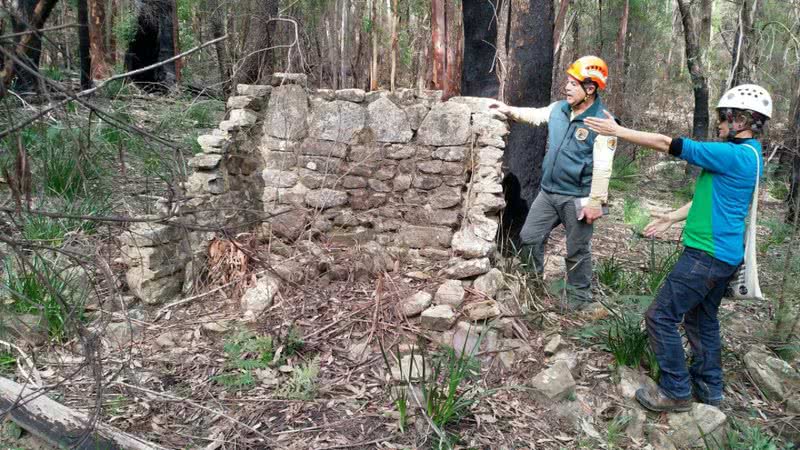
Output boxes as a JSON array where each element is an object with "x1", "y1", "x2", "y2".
[{"x1": 122, "y1": 74, "x2": 513, "y2": 306}]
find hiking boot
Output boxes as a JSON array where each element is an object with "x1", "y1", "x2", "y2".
[
  {"x1": 691, "y1": 389, "x2": 722, "y2": 407},
  {"x1": 635, "y1": 386, "x2": 693, "y2": 413}
]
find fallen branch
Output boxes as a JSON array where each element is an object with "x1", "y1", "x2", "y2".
[{"x1": 0, "y1": 376, "x2": 165, "y2": 450}]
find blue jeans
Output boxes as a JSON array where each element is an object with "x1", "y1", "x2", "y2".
[{"x1": 645, "y1": 247, "x2": 738, "y2": 402}]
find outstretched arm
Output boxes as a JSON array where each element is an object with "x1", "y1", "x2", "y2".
[
  {"x1": 491, "y1": 101, "x2": 556, "y2": 126},
  {"x1": 584, "y1": 110, "x2": 673, "y2": 153},
  {"x1": 644, "y1": 202, "x2": 692, "y2": 237}
]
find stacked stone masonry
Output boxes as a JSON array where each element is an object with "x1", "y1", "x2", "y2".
[{"x1": 121, "y1": 74, "x2": 511, "y2": 309}]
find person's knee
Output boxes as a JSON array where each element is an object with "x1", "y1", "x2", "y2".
[
  {"x1": 519, "y1": 228, "x2": 545, "y2": 246},
  {"x1": 645, "y1": 302, "x2": 667, "y2": 331}
]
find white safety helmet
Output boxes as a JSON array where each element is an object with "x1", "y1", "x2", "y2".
[{"x1": 717, "y1": 84, "x2": 773, "y2": 119}]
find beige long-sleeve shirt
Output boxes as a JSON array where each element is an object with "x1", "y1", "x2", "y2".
[{"x1": 504, "y1": 102, "x2": 616, "y2": 207}]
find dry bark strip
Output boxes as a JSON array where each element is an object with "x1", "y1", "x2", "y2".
[{"x1": 0, "y1": 376, "x2": 164, "y2": 450}]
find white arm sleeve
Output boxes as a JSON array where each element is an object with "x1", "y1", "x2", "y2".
[
  {"x1": 588, "y1": 135, "x2": 616, "y2": 207},
  {"x1": 506, "y1": 102, "x2": 557, "y2": 126}
]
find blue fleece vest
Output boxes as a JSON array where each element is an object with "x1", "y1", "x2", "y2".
[{"x1": 540, "y1": 98, "x2": 609, "y2": 197}]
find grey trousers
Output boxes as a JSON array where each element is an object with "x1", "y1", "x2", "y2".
[{"x1": 519, "y1": 190, "x2": 594, "y2": 302}]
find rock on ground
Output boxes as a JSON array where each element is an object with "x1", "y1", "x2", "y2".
[
  {"x1": 421, "y1": 305, "x2": 457, "y2": 331},
  {"x1": 665, "y1": 403, "x2": 727, "y2": 448},
  {"x1": 530, "y1": 360, "x2": 576, "y2": 401},
  {"x1": 401, "y1": 291, "x2": 433, "y2": 317},
  {"x1": 240, "y1": 274, "x2": 282, "y2": 315}
]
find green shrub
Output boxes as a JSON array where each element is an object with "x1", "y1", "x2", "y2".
[
  {"x1": 724, "y1": 420, "x2": 783, "y2": 450},
  {"x1": 0, "y1": 351, "x2": 16, "y2": 374},
  {"x1": 213, "y1": 330, "x2": 275, "y2": 391},
  {"x1": 607, "y1": 313, "x2": 650, "y2": 368},
  {"x1": 21, "y1": 194, "x2": 112, "y2": 245},
  {"x1": 276, "y1": 357, "x2": 320, "y2": 400},
  {"x1": 2, "y1": 257, "x2": 85, "y2": 340}
]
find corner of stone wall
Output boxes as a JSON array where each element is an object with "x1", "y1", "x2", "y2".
[
  {"x1": 120, "y1": 82, "x2": 276, "y2": 305},
  {"x1": 440, "y1": 97, "x2": 509, "y2": 280}
]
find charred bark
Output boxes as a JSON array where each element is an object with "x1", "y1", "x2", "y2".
[
  {"x1": 124, "y1": 0, "x2": 177, "y2": 89},
  {"x1": 501, "y1": 0, "x2": 554, "y2": 244},
  {"x1": 461, "y1": 0, "x2": 499, "y2": 97}
]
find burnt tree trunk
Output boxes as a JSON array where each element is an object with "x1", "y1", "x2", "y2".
[
  {"x1": 787, "y1": 65, "x2": 800, "y2": 223},
  {"x1": 171, "y1": 0, "x2": 180, "y2": 82},
  {"x1": 699, "y1": 0, "x2": 713, "y2": 72},
  {"x1": 502, "y1": 0, "x2": 554, "y2": 244},
  {"x1": 677, "y1": 0, "x2": 709, "y2": 178},
  {"x1": 5, "y1": 0, "x2": 59, "y2": 92},
  {"x1": 125, "y1": 0, "x2": 178, "y2": 88},
  {"x1": 78, "y1": 0, "x2": 91, "y2": 89},
  {"x1": 461, "y1": 0, "x2": 500, "y2": 97},
  {"x1": 89, "y1": 0, "x2": 111, "y2": 79}
]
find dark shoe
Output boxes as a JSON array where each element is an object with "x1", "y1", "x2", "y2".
[
  {"x1": 635, "y1": 386, "x2": 693, "y2": 413},
  {"x1": 691, "y1": 381, "x2": 722, "y2": 407},
  {"x1": 691, "y1": 389, "x2": 722, "y2": 407}
]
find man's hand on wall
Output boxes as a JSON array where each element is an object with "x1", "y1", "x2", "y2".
[{"x1": 489, "y1": 102, "x2": 514, "y2": 119}]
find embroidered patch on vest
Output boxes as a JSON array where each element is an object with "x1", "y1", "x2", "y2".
[
  {"x1": 575, "y1": 128, "x2": 589, "y2": 141},
  {"x1": 608, "y1": 137, "x2": 617, "y2": 150}
]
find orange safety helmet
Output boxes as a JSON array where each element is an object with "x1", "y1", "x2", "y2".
[{"x1": 566, "y1": 56, "x2": 609, "y2": 90}]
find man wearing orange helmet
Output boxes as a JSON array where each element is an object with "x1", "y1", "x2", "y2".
[{"x1": 493, "y1": 56, "x2": 616, "y2": 309}]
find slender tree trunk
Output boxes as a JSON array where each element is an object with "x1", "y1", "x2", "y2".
[
  {"x1": 370, "y1": 0, "x2": 378, "y2": 91},
  {"x1": 340, "y1": 0, "x2": 347, "y2": 87},
  {"x1": 171, "y1": 0, "x2": 180, "y2": 82},
  {"x1": 502, "y1": 0, "x2": 554, "y2": 244},
  {"x1": 63, "y1": 0, "x2": 73, "y2": 70},
  {"x1": 108, "y1": 0, "x2": 117, "y2": 65},
  {"x1": 496, "y1": 0, "x2": 510, "y2": 100},
  {"x1": 700, "y1": 0, "x2": 713, "y2": 72},
  {"x1": 442, "y1": 0, "x2": 462, "y2": 99},
  {"x1": 597, "y1": 0, "x2": 603, "y2": 54},
  {"x1": 677, "y1": 0, "x2": 709, "y2": 179},
  {"x1": 612, "y1": 0, "x2": 629, "y2": 113},
  {"x1": 326, "y1": 16, "x2": 338, "y2": 88},
  {"x1": 89, "y1": 0, "x2": 111, "y2": 79},
  {"x1": 431, "y1": 0, "x2": 446, "y2": 89},
  {"x1": 677, "y1": 0, "x2": 709, "y2": 141},
  {"x1": 236, "y1": 0, "x2": 278, "y2": 85},
  {"x1": 553, "y1": 0, "x2": 570, "y2": 56},
  {"x1": 728, "y1": 0, "x2": 761, "y2": 88},
  {"x1": 461, "y1": 0, "x2": 500, "y2": 97},
  {"x1": 787, "y1": 65, "x2": 800, "y2": 223},
  {"x1": 390, "y1": 0, "x2": 398, "y2": 91},
  {"x1": 78, "y1": 0, "x2": 92, "y2": 89},
  {"x1": 207, "y1": 0, "x2": 230, "y2": 92},
  {"x1": 571, "y1": 5, "x2": 579, "y2": 63},
  {"x1": 417, "y1": 12, "x2": 429, "y2": 91}
]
